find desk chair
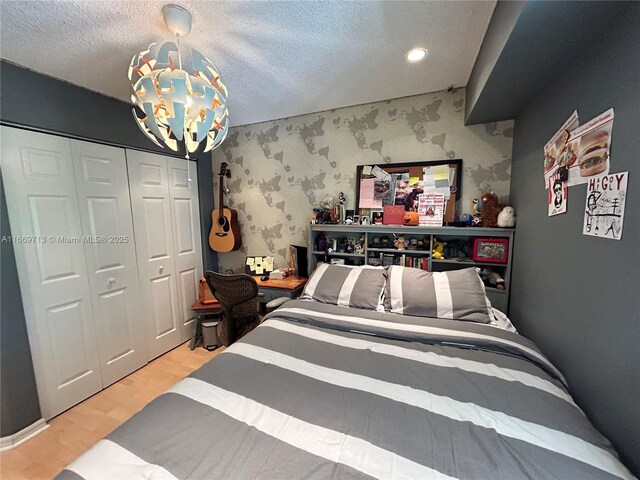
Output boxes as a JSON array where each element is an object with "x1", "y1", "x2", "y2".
[{"x1": 204, "y1": 271, "x2": 261, "y2": 346}]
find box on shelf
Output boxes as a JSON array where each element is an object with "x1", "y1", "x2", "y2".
[{"x1": 269, "y1": 268, "x2": 294, "y2": 279}]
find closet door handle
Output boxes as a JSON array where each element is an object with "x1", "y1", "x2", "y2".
[
  {"x1": 107, "y1": 277, "x2": 116, "y2": 289},
  {"x1": 159, "y1": 265, "x2": 164, "y2": 274}
]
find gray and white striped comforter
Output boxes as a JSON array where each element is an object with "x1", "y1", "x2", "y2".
[{"x1": 58, "y1": 300, "x2": 633, "y2": 480}]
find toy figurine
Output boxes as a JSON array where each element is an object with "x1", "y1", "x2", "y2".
[
  {"x1": 338, "y1": 192, "x2": 346, "y2": 224},
  {"x1": 432, "y1": 239, "x2": 447, "y2": 259},
  {"x1": 355, "y1": 235, "x2": 365, "y2": 254},
  {"x1": 460, "y1": 213, "x2": 473, "y2": 225},
  {"x1": 479, "y1": 267, "x2": 505, "y2": 290},
  {"x1": 497, "y1": 206, "x2": 516, "y2": 227},
  {"x1": 346, "y1": 239, "x2": 355, "y2": 253},
  {"x1": 394, "y1": 235, "x2": 406, "y2": 250},
  {"x1": 473, "y1": 199, "x2": 480, "y2": 215}
]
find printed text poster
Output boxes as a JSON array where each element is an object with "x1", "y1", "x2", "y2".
[{"x1": 583, "y1": 171, "x2": 628, "y2": 240}]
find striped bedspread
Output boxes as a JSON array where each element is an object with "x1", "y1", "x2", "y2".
[{"x1": 58, "y1": 300, "x2": 633, "y2": 480}]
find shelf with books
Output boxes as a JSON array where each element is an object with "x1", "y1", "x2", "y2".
[{"x1": 309, "y1": 225, "x2": 514, "y2": 313}]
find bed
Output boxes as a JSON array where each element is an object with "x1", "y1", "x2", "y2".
[{"x1": 57, "y1": 268, "x2": 633, "y2": 480}]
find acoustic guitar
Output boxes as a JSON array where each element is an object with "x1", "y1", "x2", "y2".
[{"x1": 209, "y1": 162, "x2": 242, "y2": 252}]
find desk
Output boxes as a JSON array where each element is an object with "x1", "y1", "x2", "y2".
[
  {"x1": 253, "y1": 275, "x2": 307, "y2": 314},
  {"x1": 190, "y1": 300, "x2": 224, "y2": 350}
]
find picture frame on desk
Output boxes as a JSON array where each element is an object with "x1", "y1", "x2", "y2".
[{"x1": 471, "y1": 238, "x2": 509, "y2": 264}]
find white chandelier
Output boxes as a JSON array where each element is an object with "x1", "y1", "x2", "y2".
[{"x1": 128, "y1": 4, "x2": 228, "y2": 156}]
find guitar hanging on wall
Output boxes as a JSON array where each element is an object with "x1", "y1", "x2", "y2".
[{"x1": 209, "y1": 162, "x2": 242, "y2": 252}]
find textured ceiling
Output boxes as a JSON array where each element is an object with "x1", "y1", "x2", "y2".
[{"x1": 0, "y1": 0, "x2": 495, "y2": 127}]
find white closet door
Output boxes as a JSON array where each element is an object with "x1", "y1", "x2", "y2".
[
  {"x1": 1, "y1": 126, "x2": 101, "y2": 419},
  {"x1": 167, "y1": 157, "x2": 203, "y2": 341},
  {"x1": 71, "y1": 140, "x2": 146, "y2": 386},
  {"x1": 126, "y1": 150, "x2": 182, "y2": 359}
]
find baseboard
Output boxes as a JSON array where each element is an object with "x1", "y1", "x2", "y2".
[{"x1": 0, "y1": 419, "x2": 48, "y2": 452}]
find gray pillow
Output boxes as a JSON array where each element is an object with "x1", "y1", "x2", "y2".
[
  {"x1": 385, "y1": 266, "x2": 494, "y2": 324},
  {"x1": 300, "y1": 264, "x2": 386, "y2": 310}
]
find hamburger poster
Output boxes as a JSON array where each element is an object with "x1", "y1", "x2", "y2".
[
  {"x1": 544, "y1": 109, "x2": 614, "y2": 188},
  {"x1": 568, "y1": 108, "x2": 614, "y2": 186},
  {"x1": 583, "y1": 171, "x2": 628, "y2": 240},
  {"x1": 544, "y1": 111, "x2": 579, "y2": 188}
]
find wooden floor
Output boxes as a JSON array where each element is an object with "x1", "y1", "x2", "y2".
[{"x1": 0, "y1": 342, "x2": 223, "y2": 480}]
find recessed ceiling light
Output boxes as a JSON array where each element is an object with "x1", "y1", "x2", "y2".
[{"x1": 406, "y1": 47, "x2": 428, "y2": 63}]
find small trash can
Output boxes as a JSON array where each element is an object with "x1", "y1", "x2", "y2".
[{"x1": 201, "y1": 321, "x2": 220, "y2": 351}]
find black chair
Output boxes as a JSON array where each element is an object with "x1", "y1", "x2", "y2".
[{"x1": 204, "y1": 271, "x2": 260, "y2": 346}]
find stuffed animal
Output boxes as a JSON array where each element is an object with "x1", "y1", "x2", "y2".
[
  {"x1": 444, "y1": 239, "x2": 471, "y2": 259},
  {"x1": 479, "y1": 267, "x2": 505, "y2": 290},
  {"x1": 432, "y1": 239, "x2": 446, "y2": 259},
  {"x1": 480, "y1": 191, "x2": 502, "y2": 228},
  {"x1": 497, "y1": 206, "x2": 516, "y2": 227},
  {"x1": 394, "y1": 235, "x2": 406, "y2": 250}
]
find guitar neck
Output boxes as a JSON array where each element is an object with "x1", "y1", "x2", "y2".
[{"x1": 218, "y1": 175, "x2": 224, "y2": 211}]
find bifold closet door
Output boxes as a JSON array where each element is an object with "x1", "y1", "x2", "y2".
[
  {"x1": 126, "y1": 150, "x2": 182, "y2": 359},
  {"x1": 167, "y1": 157, "x2": 203, "y2": 341},
  {"x1": 1, "y1": 126, "x2": 102, "y2": 419},
  {"x1": 71, "y1": 140, "x2": 146, "y2": 386}
]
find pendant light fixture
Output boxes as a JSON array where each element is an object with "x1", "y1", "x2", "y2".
[{"x1": 128, "y1": 4, "x2": 228, "y2": 157}]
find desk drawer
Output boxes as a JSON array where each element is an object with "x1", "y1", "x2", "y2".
[{"x1": 257, "y1": 288, "x2": 296, "y2": 303}]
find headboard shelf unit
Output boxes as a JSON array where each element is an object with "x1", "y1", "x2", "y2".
[{"x1": 308, "y1": 224, "x2": 515, "y2": 313}]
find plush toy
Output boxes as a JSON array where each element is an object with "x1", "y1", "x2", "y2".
[
  {"x1": 444, "y1": 239, "x2": 471, "y2": 259},
  {"x1": 497, "y1": 206, "x2": 516, "y2": 228},
  {"x1": 394, "y1": 235, "x2": 406, "y2": 250},
  {"x1": 403, "y1": 211, "x2": 419, "y2": 226},
  {"x1": 480, "y1": 191, "x2": 502, "y2": 228},
  {"x1": 479, "y1": 267, "x2": 505, "y2": 290},
  {"x1": 432, "y1": 239, "x2": 447, "y2": 259}
]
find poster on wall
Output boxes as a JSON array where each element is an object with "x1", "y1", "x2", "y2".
[
  {"x1": 358, "y1": 178, "x2": 383, "y2": 209},
  {"x1": 394, "y1": 179, "x2": 424, "y2": 211},
  {"x1": 583, "y1": 171, "x2": 628, "y2": 240},
  {"x1": 548, "y1": 174, "x2": 567, "y2": 216},
  {"x1": 544, "y1": 111, "x2": 579, "y2": 188},
  {"x1": 418, "y1": 193, "x2": 445, "y2": 226},
  {"x1": 567, "y1": 108, "x2": 614, "y2": 186}
]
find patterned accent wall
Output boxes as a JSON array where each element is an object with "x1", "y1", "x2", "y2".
[{"x1": 212, "y1": 88, "x2": 513, "y2": 272}]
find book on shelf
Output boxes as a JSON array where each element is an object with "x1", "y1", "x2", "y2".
[{"x1": 378, "y1": 253, "x2": 429, "y2": 270}]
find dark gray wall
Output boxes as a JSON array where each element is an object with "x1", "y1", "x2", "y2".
[
  {"x1": 466, "y1": 1, "x2": 633, "y2": 125},
  {"x1": 465, "y1": 1, "x2": 524, "y2": 123},
  {"x1": 1, "y1": 173, "x2": 42, "y2": 436},
  {"x1": 0, "y1": 61, "x2": 217, "y2": 435},
  {"x1": 509, "y1": 4, "x2": 640, "y2": 474}
]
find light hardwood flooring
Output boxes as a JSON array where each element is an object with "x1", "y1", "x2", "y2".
[{"x1": 0, "y1": 342, "x2": 223, "y2": 480}]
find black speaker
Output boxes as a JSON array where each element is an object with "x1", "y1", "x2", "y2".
[{"x1": 289, "y1": 244, "x2": 308, "y2": 277}]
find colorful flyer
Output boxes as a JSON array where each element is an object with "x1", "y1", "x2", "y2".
[
  {"x1": 548, "y1": 174, "x2": 567, "y2": 216},
  {"x1": 394, "y1": 179, "x2": 424, "y2": 211},
  {"x1": 544, "y1": 111, "x2": 579, "y2": 188},
  {"x1": 359, "y1": 178, "x2": 382, "y2": 209},
  {"x1": 418, "y1": 193, "x2": 445, "y2": 226},
  {"x1": 583, "y1": 171, "x2": 628, "y2": 240},
  {"x1": 567, "y1": 108, "x2": 614, "y2": 186}
]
